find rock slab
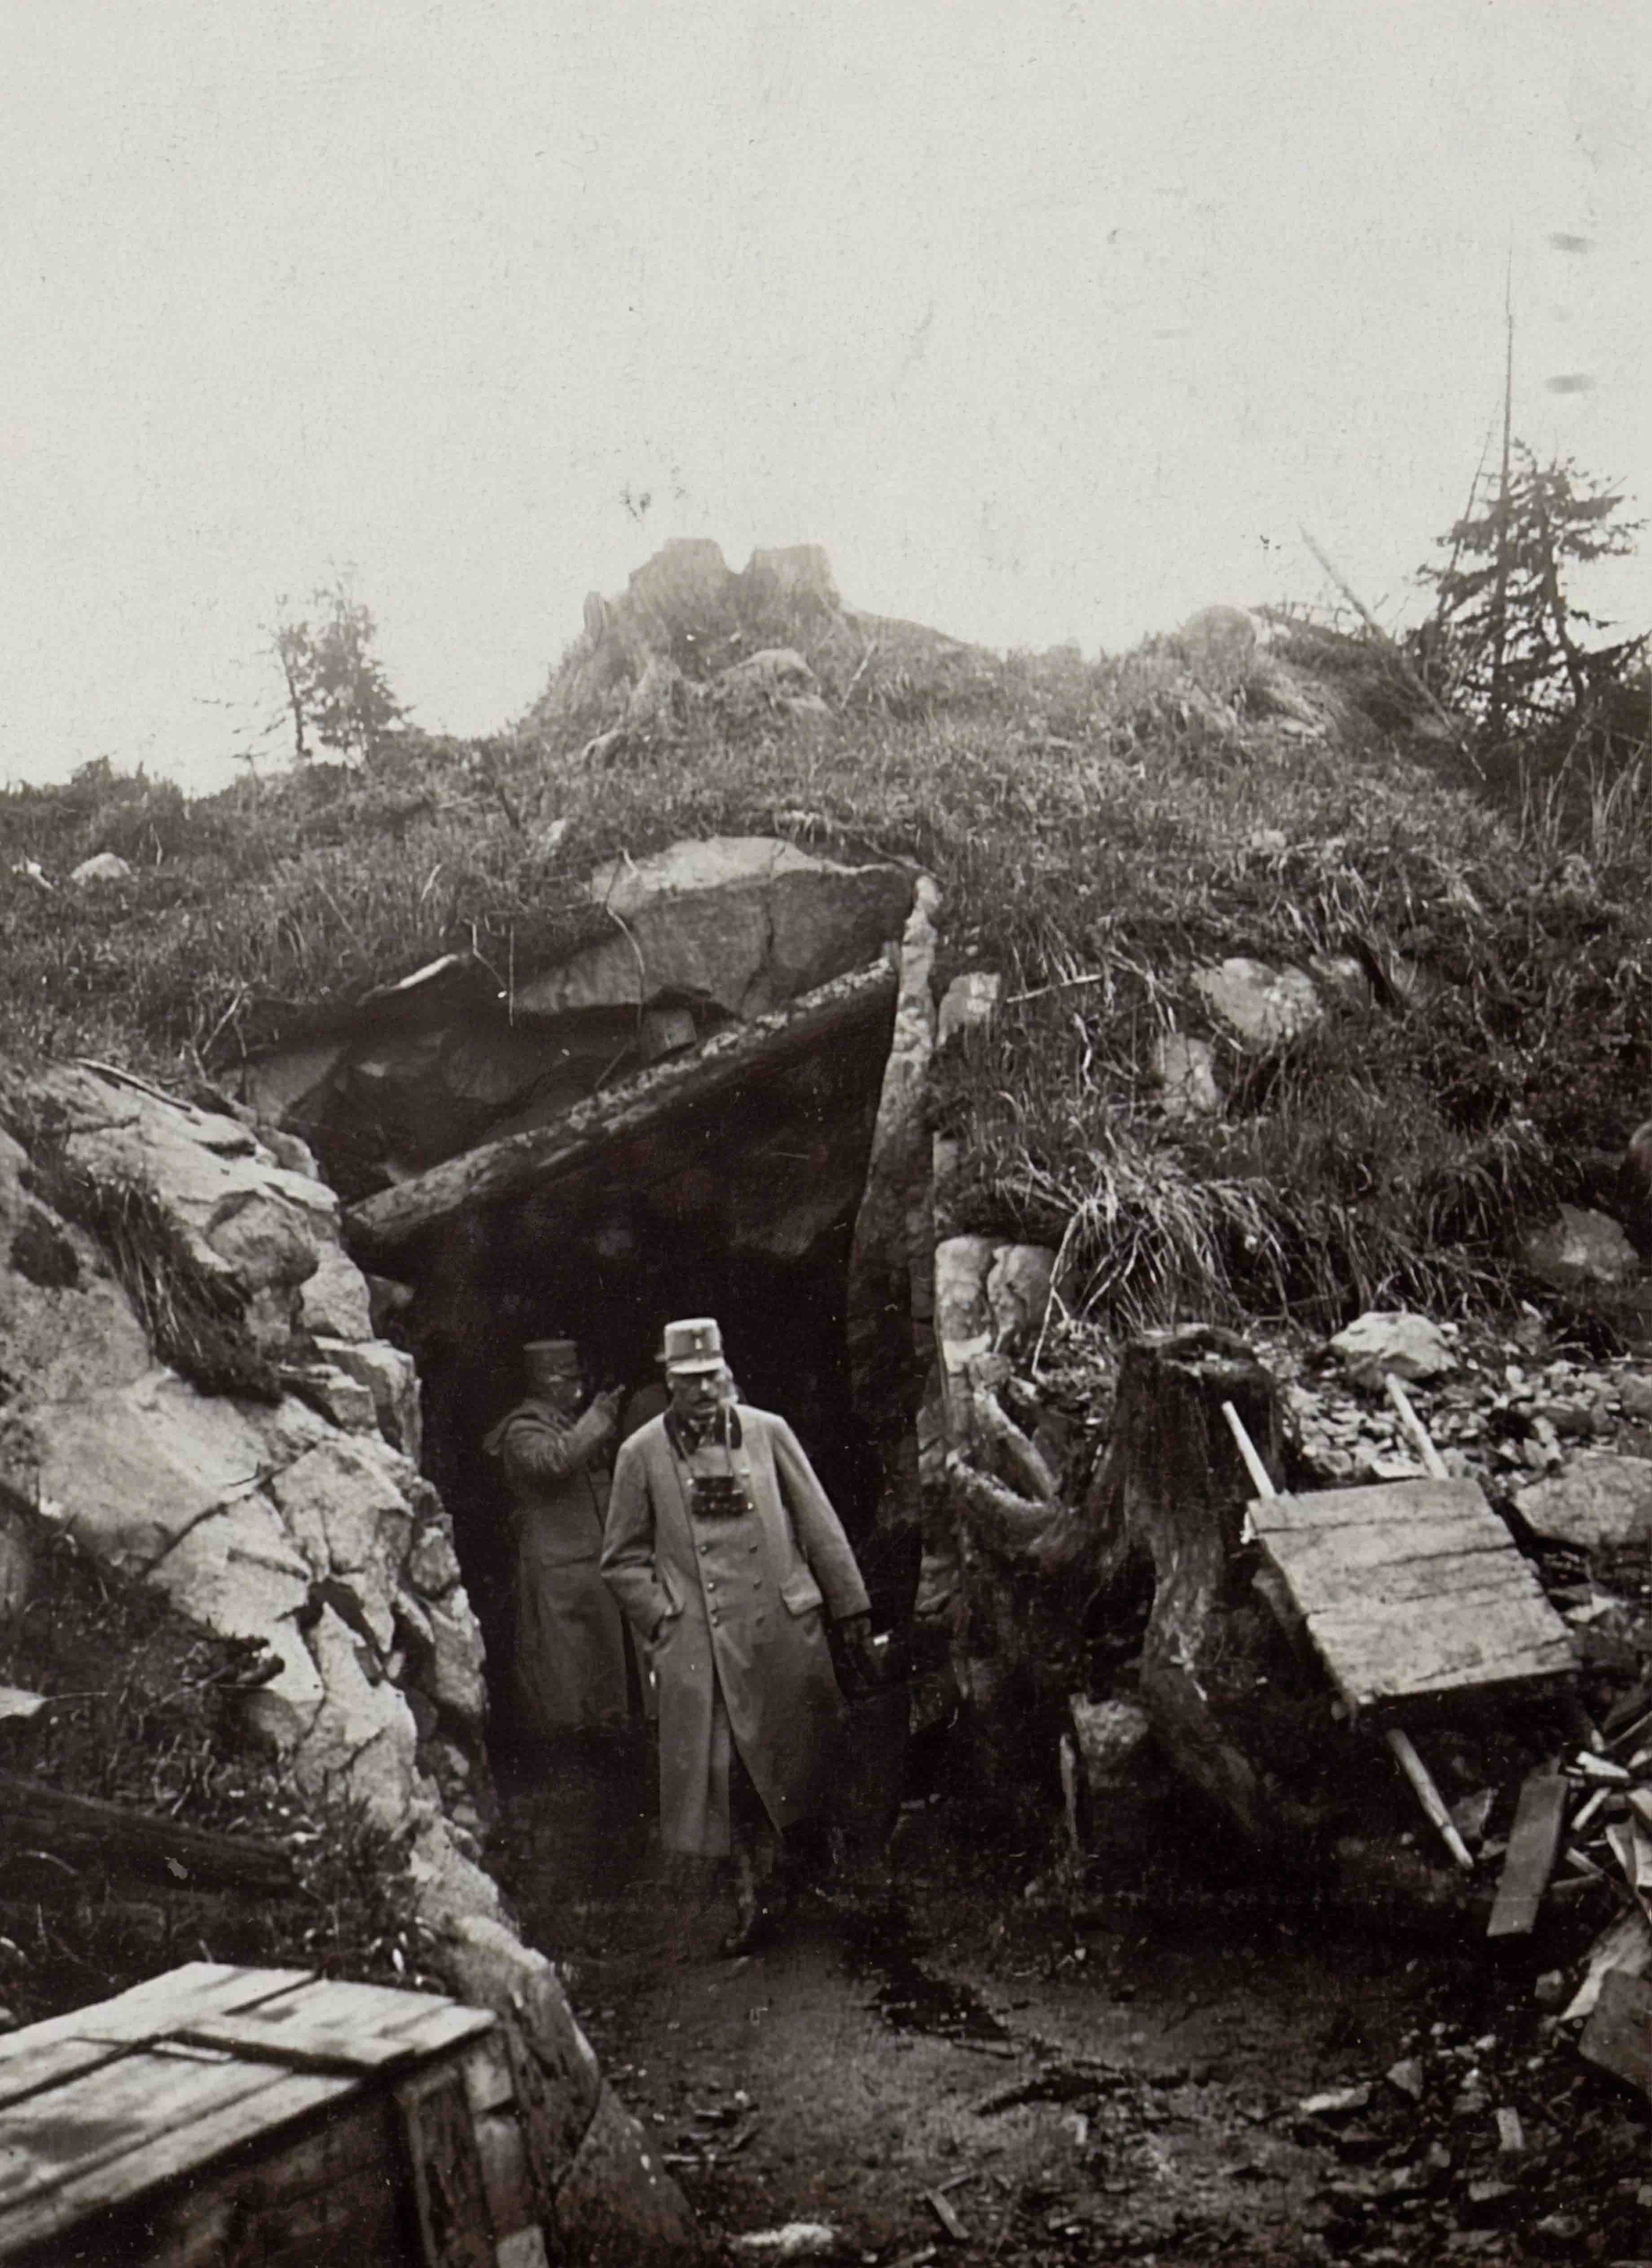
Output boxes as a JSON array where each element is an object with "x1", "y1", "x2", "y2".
[
  {"x1": 1328, "y1": 1310, "x2": 1457, "y2": 1384},
  {"x1": 516, "y1": 836, "x2": 913, "y2": 1023},
  {"x1": 1521, "y1": 1205, "x2": 1641, "y2": 1290},
  {"x1": 1514, "y1": 1452, "x2": 1652, "y2": 1557}
]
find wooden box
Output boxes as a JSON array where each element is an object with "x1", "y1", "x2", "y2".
[{"x1": 0, "y1": 1963, "x2": 552, "y2": 2268}]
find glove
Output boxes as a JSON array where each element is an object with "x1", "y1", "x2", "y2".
[{"x1": 832, "y1": 1612, "x2": 882, "y2": 1696}]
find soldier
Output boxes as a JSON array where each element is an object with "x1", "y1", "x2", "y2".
[
  {"x1": 602, "y1": 1317, "x2": 878, "y2": 1950},
  {"x1": 484, "y1": 1339, "x2": 630, "y2": 1742}
]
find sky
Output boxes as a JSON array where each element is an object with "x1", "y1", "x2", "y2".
[{"x1": 3, "y1": 1, "x2": 1649, "y2": 795}]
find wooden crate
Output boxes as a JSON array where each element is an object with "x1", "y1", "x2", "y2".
[
  {"x1": 1248, "y1": 1475, "x2": 1576, "y2": 1718},
  {"x1": 0, "y1": 1964, "x2": 550, "y2": 2268}
]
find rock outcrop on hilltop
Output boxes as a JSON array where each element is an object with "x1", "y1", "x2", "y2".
[{"x1": 527, "y1": 534, "x2": 982, "y2": 748}]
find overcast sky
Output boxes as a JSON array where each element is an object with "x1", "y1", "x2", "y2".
[{"x1": 4, "y1": 2, "x2": 1649, "y2": 794}]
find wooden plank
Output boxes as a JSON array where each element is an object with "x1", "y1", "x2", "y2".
[
  {"x1": 1256, "y1": 1514, "x2": 1516, "y2": 1580},
  {"x1": 0, "y1": 1965, "x2": 311, "y2": 2061},
  {"x1": 0, "y1": 2037, "x2": 129, "y2": 2112},
  {"x1": 0, "y1": 2048, "x2": 304, "y2": 2221},
  {"x1": 1254, "y1": 1501, "x2": 1508, "y2": 1554},
  {"x1": 1252, "y1": 1471, "x2": 1572, "y2": 1710},
  {"x1": 181, "y1": 1997, "x2": 493, "y2": 2075},
  {"x1": 1578, "y1": 1968, "x2": 1652, "y2": 2101},
  {"x1": 1305, "y1": 1577, "x2": 1562, "y2": 1646},
  {"x1": 67, "y1": 1965, "x2": 316, "y2": 2048},
  {"x1": 473, "y1": 2108, "x2": 535, "y2": 2240},
  {"x1": 1300, "y1": 1594, "x2": 1575, "y2": 1711},
  {"x1": 1487, "y1": 1772, "x2": 1569, "y2": 1938},
  {"x1": 1306, "y1": 1604, "x2": 1576, "y2": 1691},
  {"x1": 499, "y1": 2022, "x2": 564, "y2": 2233},
  {"x1": 395, "y1": 2062, "x2": 494, "y2": 2268},
  {"x1": 109, "y1": 2081, "x2": 413, "y2": 2268},
  {"x1": 1250, "y1": 1477, "x2": 1498, "y2": 1535},
  {"x1": 239, "y1": 1976, "x2": 487, "y2": 2044},
  {"x1": 1278, "y1": 1551, "x2": 1539, "y2": 1614},
  {"x1": 0, "y1": 2065, "x2": 357, "y2": 2256}
]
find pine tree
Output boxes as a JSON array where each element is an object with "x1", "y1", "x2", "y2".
[
  {"x1": 272, "y1": 579, "x2": 408, "y2": 763},
  {"x1": 1419, "y1": 448, "x2": 1645, "y2": 750}
]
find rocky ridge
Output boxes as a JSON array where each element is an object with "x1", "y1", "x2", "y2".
[{"x1": 0, "y1": 1056, "x2": 696, "y2": 2260}]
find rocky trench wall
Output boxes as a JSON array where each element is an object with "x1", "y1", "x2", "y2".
[{"x1": 0, "y1": 1059, "x2": 695, "y2": 2262}]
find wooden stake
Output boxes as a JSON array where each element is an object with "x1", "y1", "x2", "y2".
[
  {"x1": 1385, "y1": 1727, "x2": 1476, "y2": 1873},
  {"x1": 1221, "y1": 1400, "x2": 1276, "y2": 1499},
  {"x1": 1384, "y1": 1375, "x2": 1449, "y2": 1479}
]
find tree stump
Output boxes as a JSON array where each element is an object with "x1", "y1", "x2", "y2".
[{"x1": 1086, "y1": 1326, "x2": 1292, "y2": 1846}]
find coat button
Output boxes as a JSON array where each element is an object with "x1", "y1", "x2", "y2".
[
  {"x1": 699, "y1": 1543, "x2": 710, "y2": 1556},
  {"x1": 709, "y1": 1610, "x2": 720, "y2": 1626},
  {"x1": 706, "y1": 1580, "x2": 716, "y2": 1592}
]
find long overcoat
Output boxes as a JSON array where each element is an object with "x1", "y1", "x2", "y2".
[
  {"x1": 484, "y1": 1397, "x2": 630, "y2": 1736},
  {"x1": 602, "y1": 1406, "x2": 869, "y2": 1856}
]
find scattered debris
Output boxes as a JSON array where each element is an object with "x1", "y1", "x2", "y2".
[
  {"x1": 1297, "y1": 2084, "x2": 1372, "y2": 2120},
  {"x1": 1578, "y1": 1969, "x2": 1652, "y2": 2100},
  {"x1": 729, "y1": 2225, "x2": 844, "y2": 2261},
  {"x1": 923, "y1": 2185, "x2": 969, "y2": 2241},
  {"x1": 1563, "y1": 1909, "x2": 1652, "y2": 2021}
]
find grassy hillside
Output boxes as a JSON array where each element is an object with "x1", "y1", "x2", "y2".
[{"x1": 4, "y1": 601, "x2": 1649, "y2": 1338}]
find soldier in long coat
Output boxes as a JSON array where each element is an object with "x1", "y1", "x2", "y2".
[
  {"x1": 601, "y1": 1317, "x2": 877, "y2": 1947},
  {"x1": 484, "y1": 1339, "x2": 630, "y2": 1740}
]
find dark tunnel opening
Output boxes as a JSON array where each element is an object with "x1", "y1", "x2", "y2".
[{"x1": 396, "y1": 1008, "x2": 904, "y2": 1753}]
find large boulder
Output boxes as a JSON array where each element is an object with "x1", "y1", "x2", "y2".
[
  {"x1": 514, "y1": 836, "x2": 913, "y2": 1022},
  {"x1": 69, "y1": 852, "x2": 132, "y2": 887},
  {"x1": 1327, "y1": 1310, "x2": 1457, "y2": 1385},
  {"x1": 0, "y1": 1064, "x2": 489, "y2": 1884},
  {"x1": 1193, "y1": 957, "x2": 1324, "y2": 1048},
  {"x1": 1520, "y1": 1205, "x2": 1641, "y2": 1290},
  {"x1": 28, "y1": 1062, "x2": 341, "y2": 1310},
  {"x1": 1513, "y1": 1452, "x2": 1652, "y2": 1560}
]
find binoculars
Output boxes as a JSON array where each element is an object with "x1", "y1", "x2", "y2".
[{"x1": 689, "y1": 1473, "x2": 752, "y2": 1521}]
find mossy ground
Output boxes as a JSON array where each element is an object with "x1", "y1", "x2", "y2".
[
  {"x1": 0, "y1": 1516, "x2": 440, "y2": 2026},
  {"x1": 5, "y1": 607, "x2": 1648, "y2": 1342}
]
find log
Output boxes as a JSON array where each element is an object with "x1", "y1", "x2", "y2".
[
  {"x1": 1086, "y1": 1328, "x2": 1293, "y2": 1846},
  {"x1": 344, "y1": 960, "x2": 899, "y2": 1264},
  {"x1": 0, "y1": 1770, "x2": 297, "y2": 1893}
]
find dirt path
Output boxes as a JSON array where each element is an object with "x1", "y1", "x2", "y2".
[{"x1": 487, "y1": 1742, "x2": 1580, "y2": 2264}]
